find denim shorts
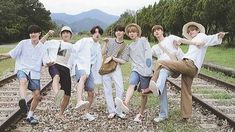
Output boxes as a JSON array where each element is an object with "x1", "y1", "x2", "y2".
[
  {"x1": 129, "y1": 71, "x2": 151, "y2": 92},
  {"x1": 75, "y1": 69, "x2": 94, "y2": 91},
  {"x1": 16, "y1": 70, "x2": 40, "y2": 91}
]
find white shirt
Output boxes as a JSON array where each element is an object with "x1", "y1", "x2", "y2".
[
  {"x1": 44, "y1": 40, "x2": 73, "y2": 68},
  {"x1": 152, "y1": 35, "x2": 184, "y2": 60},
  {"x1": 9, "y1": 39, "x2": 48, "y2": 79},
  {"x1": 184, "y1": 33, "x2": 222, "y2": 72},
  {"x1": 69, "y1": 37, "x2": 102, "y2": 84}
]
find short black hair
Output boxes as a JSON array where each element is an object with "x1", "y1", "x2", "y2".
[
  {"x1": 28, "y1": 25, "x2": 41, "y2": 34},
  {"x1": 90, "y1": 26, "x2": 103, "y2": 35},
  {"x1": 114, "y1": 25, "x2": 125, "y2": 32}
]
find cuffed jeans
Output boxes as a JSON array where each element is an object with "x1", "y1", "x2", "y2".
[{"x1": 156, "y1": 69, "x2": 172, "y2": 118}]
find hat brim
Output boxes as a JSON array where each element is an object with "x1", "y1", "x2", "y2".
[
  {"x1": 125, "y1": 23, "x2": 142, "y2": 37},
  {"x1": 182, "y1": 22, "x2": 205, "y2": 39}
]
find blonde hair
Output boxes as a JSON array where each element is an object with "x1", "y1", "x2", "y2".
[{"x1": 126, "y1": 26, "x2": 139, "y2": 34}]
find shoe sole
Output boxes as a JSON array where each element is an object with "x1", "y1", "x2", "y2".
[
  {"x1": 115, "y1": 97, "x2": 129, "y2": 113},
  {"x1": 76, "y1": 101, "x2": 89, "y2": 112},
  {"x1": 149, "y1": 80, "x2": 159, "y2": 96},
  {"x1": 154, "y1": 117, "x2": 167, "y2": 123},
  {"x1": 108, "y1": 113, "x2": 116, "y2": 119},
  {"x1": 19, "y1": 99, "x2": 28, "y2": 114},
  {"x1": 55, "y1": 90, "x2": 64, "y2": 106}
]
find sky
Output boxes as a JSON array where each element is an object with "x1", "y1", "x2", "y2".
[{"x1": 39, "y1": 0, "x2": 159, "y2": 16}]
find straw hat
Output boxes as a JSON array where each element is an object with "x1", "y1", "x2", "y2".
[
  {"x1": 125, "y1": 23, "x2": 142, "y2": 37},
  {"x1": 182, "y1": 22, "x2": 205, "y2": 39}
]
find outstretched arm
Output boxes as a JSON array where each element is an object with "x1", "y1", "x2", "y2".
[
  {"x1": 178, "y1": 38, "x2": 205, "y2": 46},
  {"x1": 40, "y1": 30, "x2": 54, "y2": 44},
  {"x1": 0, "y1": 53, "x2": 10, "y2": 58}
]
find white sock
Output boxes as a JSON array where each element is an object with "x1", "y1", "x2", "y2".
[{"x1": 27, "y1": 111, "x2": 34, "y2": 119}]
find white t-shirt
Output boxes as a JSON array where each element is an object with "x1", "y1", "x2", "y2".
[
  {"x1": 183, "y1": 33, "x2": 222, "y2": 72},
  {"x1": 45, "y1": 40, "x2": 73, "y2": 68},
  {"x1": 152, "y1": 35, "x2": 184, "y2": 61}
]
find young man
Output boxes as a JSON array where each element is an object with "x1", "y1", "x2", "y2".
[
  {"x1": 43, "y1": 26, "x2": 73, "y2": 118},
  {"x1": 150, "y1": 22, "x2": 226, "y2": 121},
  {"x1": 0, "y1": 25, "x2": 49, "y2": 124},
  {"x1": 115, "y1": 23, "x2": 152, "y2": 122},
  {"x1": 101, "y1": 25, "x2": 129, "y2": 119},
  {"x1": 69, "y1": 26, "x2": 103, "y2": 121},
  {"x1": 141, "y1": 25, "x2": 185, "y2": 122}
]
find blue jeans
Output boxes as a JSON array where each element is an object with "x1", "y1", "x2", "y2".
[{"x1": 156, "y1": 69, "x2": 172, "y2": 118}]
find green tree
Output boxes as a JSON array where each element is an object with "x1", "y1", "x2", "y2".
[{"x1": 0, "y1": 0, "x2": 55, "y2": 43}]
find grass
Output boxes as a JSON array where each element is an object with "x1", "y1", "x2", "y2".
[
  {"x1": 193, "y1": 88, "x2": 223, "y2": 94},
  {"x1": 207, "y1": 92, "x2": 233, "y2": 100},
  {"x1": 0, "y1": 47, "x2": 13, "y2": 53},
  {"x1": 0, "y1": 47, "x2": 15, "y2": 76},
  {"x1": 200, "y1": 68, "x2": 235, "y2": 84},
  {"x1": 0, "y1": 59, "x2": 15, "y2": 76}
]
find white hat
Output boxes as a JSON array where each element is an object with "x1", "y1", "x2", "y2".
[
  {"x1": 60, "y1": 26, "x2": 73, "y2": 35},
  {"x1": 182, "y1": 22, "x2": 205, "y2": 39}
]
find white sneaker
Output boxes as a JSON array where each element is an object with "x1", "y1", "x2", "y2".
[
  {"x1": 133, "y1": 113, "x2": 142, "y2": 123},
  {"x1": 115, "y1": 97, "x2": 129, "y2": 113},
  {"x1": 55, "y1": 90, "x2": 64, "y2": 106},
  {"x1": 108, "y1": 113, "x2": 116, "y2": 119},
  {"x1": 154, "y1": 117, "x2": 167, "y2": 123},
  {"x1": 82, "y1": 113, "x2": 96, "y2": 121},
  {"x1": 149, "y1": 80, "x2": 159, "y2": 96},
  {"x1": 75, "y1": 101, "x2": 89, "y2": 111},
  {"x1": 117, "y1": 113, "x2": 126, "y2": 119}
]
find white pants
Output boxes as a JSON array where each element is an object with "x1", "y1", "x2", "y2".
[{"x1": 102, "y1": 65, "x2": 124, "y2": 114}]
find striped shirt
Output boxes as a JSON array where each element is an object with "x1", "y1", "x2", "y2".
[{"x1": 105, "y1": 38, "x2": 128, "y2": 61}]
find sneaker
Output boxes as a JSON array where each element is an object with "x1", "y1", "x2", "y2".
[
  {"x1": 55, "y1": 90, "x2": 64, "y2": 106},
  {"x1": 19, "y1": 99, "x2": 28, "y2": 114},
  {"x1": 115, "y1": 97, "x2": 129, "y2": 113},
  {"x1": 116, "y1": 113, "x2": 126, "y2": 119},
  {"x1": 26, "y1": 116, "x2": 39, "y2": 125},
  {"x1": 133, "y1": 113, "x2": 143, "y2": 123},
  {"x1": 153, "y1": 117, "x2": 167, "y2": 123},
  {"x1": 108, "y1": 113, "x2": 116, "y2": 119},
  {"x1": 149, "y1": 80, "x2": 159, "y2": 96},
  {"x1": 75, "y1": 101, "x2": 89, "y2": 111},
  {"x1": 82, "y1": 113, "x2": 96, "y2": 121}
]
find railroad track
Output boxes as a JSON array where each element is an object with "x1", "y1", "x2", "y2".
[
  {"x1": 0, "y1": 68, "x2": 52, "y2": 131},
  {"x1": 167, "y1": 72, "x2": 235, "y2": 127},
  {"x1": 1, "y1": 66, "x2": 234, "y2": 131},
  {"x1": 0, "y1": 57, "x2": 10, "y2": 62}
]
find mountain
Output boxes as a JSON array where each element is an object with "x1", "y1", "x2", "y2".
[
  {"x1": 70, "y1": 18, "x2": 108, "y2": 33},
  {"x1": 50, "y1": 9, "x2": 119, "y2": 33}
]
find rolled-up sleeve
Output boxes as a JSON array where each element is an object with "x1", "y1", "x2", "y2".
[{"x1": 204, "y1": 33, "x2": 222, "y2": 47}]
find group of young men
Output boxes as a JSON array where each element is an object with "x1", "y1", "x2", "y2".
[{"x1": 0, "y1": 21, "x2": 226, "y2": 125}]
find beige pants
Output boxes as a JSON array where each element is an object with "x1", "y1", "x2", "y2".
[{"x1": 152, "y1": 59, "x2": 198, "y2": 118}]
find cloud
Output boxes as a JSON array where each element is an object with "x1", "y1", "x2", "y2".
[{"x1": 39, "y1": 0, "x2": 158, "y2": 16}]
